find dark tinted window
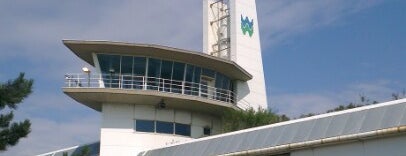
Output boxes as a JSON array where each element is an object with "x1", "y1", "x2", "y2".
[
  {"x1": 161, "y1": 60, "x2": 173, "y2": 79},
  {"x1": 121, "y1": 56, "x2": 133, "y2": 75},
  {"x1": 133, "y1": 57, "x2": 146, "y2": 76},
  {"x1": 98, "y1": 54, "x2": 120, "y2": 88},
  {"x1": 175, "y1": 123, "x2": 191, "y2": 136},
  {"x1": 148, "y1": 58, "x2": 161, "y2": 78},
  {"x1": 202, "y1": 68, "x2": 215, "y2": 78},
  {"x1": 172, "y1": 62, "x2": 185, "y2": 80},
  {"x1": 203, "y1": 127, "x2": 211, "y2": 135},
  {"x1": 136, "y1": 120, "x2": 154, "y2": 132},
  {"x1": 98, "y1": 54, "x2": 121, "y2": 74},
  {"x1": 147, "y1": 58, "x2": 161, "y2": 90},
  {"x1": 156, "y1": 121, "x2": 173, "y2": 134}
]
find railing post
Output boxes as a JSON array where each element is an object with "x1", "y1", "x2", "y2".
[
  {"x1": 163, "y1": 80, "x2": 165, "y2": 92},
  {"x1": 198, "y1": 84, "x2": 201, "y2": 97},
  {"x1": 143, "y1": 76, "x2": 146, "y2": 90},
  {"x1": 182, "y1": 81, "x2": 185, "y2": 94},
  {"x1": 228, "y1": 90, "x2": 231, "y2": 102},
  {"x1": 77, "y1": 73, "x2": 80, "y2": 87},
  {"x1": 119, "y1": 75, "x2": 122, "y2": 89}
]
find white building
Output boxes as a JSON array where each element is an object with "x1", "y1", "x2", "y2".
[{"x1": 38, "y1": 0, "x2": 406, "y2": 156}]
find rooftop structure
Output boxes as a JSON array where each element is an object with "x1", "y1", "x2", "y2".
[
  {"x1": 38, "y1": 0, "x2": 406, "y2": 156},
  {"x1": 46, "y1": 1, "x2": 267, "y2": 155}
]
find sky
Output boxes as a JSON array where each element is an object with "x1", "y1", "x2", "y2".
[{"x1": 0, "y1": 0, "x2": 405, "y2": 155}]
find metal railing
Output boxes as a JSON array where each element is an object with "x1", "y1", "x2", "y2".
[{"x1": 64, "y1": 73, "x2": 235, "y2": 104}]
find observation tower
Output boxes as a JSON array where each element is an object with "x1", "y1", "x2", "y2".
[{"x1": 61, "y1": 0, "x2": 266, "y2": 155}]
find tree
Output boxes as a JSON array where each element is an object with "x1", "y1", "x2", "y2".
[
  {"x1": 72, "y1": 146, "x2": 91, "y2": 156},
  {"x1": 222, "y1": 107, "x2": 289, "y2": 132},
  {"x1": 0, "y1": 73, "x2": 33, "y2": 151}
]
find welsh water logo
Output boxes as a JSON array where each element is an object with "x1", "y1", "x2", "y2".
[{"x1": 241, "y1": 15, "x2": 254, "y2": 37}]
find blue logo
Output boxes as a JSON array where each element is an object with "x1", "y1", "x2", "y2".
[{"x1": 241, "y1": 15, "x2": 254, "y2": 37}]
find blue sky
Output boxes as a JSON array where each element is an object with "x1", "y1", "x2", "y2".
[{"x1": 0, "y1": 0, "x2": 405, "y2": 155}]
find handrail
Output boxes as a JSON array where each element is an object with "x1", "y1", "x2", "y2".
[{"x1": 64, "y1": 73, "x2": 235, "y2": 104}]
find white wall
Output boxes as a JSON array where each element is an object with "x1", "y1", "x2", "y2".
[
  {"x1": 100, "y1": 103, "x2": 221, "y2": 156},
  {"x1": 291, "y1": 135, "x2": 406, "y2": 156},
  {"x1": 229, "y1": 0, "x2": 267, "y2": 109},
  {"x1": 203, "y1": 0, "x2": 268, "y2": 110}
]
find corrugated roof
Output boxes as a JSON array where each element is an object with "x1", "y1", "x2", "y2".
[{"x1": 140, "y1": 99, "x2": 406, "y2": 156}]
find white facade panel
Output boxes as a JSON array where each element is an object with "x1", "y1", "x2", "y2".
[
  {"x1": 156, "y1": 109, "x2": 174, "y2": 122},
  {"x1": 229, "y1": 0, "x2": 267, "y2": 109},
  {"x1": 175, "y1": 110, "x2": 192, "y2": 124},
  {"x1": 100, "y1": 103, "x2": 221, "y2": 156},
  {"x1": 313, "y1": 142, "x2": 364, "y2": 156},
  {"x1": 191, "y1": 125, "x2": 204, "y2": 138},
  {"x1": 364, "y1": 135, "x2": 406, "y2": 156},
  {"x1": 102, "y1": 103, "x2": 134, "y2": 129},
  {"x1": 291, "y1": 149, "x2": 313, "y2": 156},
  {"x1": 203, "y1": 0, "x2": 268, "y2": 109},
  {"x1": 134, "y1": 105, "x2": 155, "y2": 120}
]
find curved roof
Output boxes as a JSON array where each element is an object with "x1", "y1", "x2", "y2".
[{"x1": 63, "y1": 40, "x2": 252, "y2": 81}]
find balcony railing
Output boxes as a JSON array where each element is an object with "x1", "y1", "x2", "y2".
[{"x1": 64, "y1": 73, "x2": 235, "y2": 104}]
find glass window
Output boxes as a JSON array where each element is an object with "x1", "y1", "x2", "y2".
[
  {"x1": 133, "y1": 57, "x2": 146, "y2": 76},
  {"x1": 222, "y1": 76, "x2": 230, "y2": 90},
  {"x1": 156, "y1": 121, "x2": 173, "y2": 134},
  {"x1": 215, "y1": 73, "x2": 224, "y2": 89},
  {"x1": 98, "y1": 54, "x2": 121, "y2": 74},
  {"x1": 172, "y1": 62, "x2": 185, "y2": 81},
  {"x1": 147, "y1": 58, "x2": 161, "y2": 90},
  {"x1": 98, "y1": 54, "x2": 120, "y2": 88},
  {"x1": 135, "y1": 120, "x2": 155, "y2": 132},
  {"x1": 185, "y1": 65, "x2": 194, "y2": 82},
  {"x1": 203, "y1": 127, "x2": 211, "y2": 135},
  {"x1": 160, "y1": 60, "x2": 173, "y2": 92},
  {"x1": 175, "y1": 123, "x2": 191, "y2": 136},
  {"x1": 202, "y1": 68, "x2": 215, "y2": 78},
  {"x1": 171, "y1": 62, "x2": 185, "y2": 93},
  {"x1": 184, "y1": 65, "x2": 194, "y2": 95},
  {"x1": 160, "y1": 60, "x2": 173, "y2": 79},
  {"x1": 121, "y1": 56, "x2": 133, "y2": 75},
  {"x1": 121, "y1": 56, "x2": 133, "y2": 89},
  {"x1": 192, "y1": 67, "x2": 201, "y2": 96},
  {"x1": 133, "y1": 57, "x2": 146, "y2": 89},
  {"x1": 148, "y1": 58, "x2": 161, "y2": 78}
]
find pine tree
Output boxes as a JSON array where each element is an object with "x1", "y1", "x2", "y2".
[{"x1": 0, "y1": 73, "x2": 33, "y2": 151}]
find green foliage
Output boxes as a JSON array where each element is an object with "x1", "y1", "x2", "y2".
[
  {"x1": 298, "y1": 95, "x2": 378, "y2": 118},
  {"x1": 72, "y1": 146, "x2": 91, "y2": 156},
  {"x1": 222, "y1": 107, "x2": 289, "y2": 132},
  {"x1": 0, "y1": 73, "x2": 33, "y2": 151}
]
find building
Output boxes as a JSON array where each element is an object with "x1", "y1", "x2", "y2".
[
  {"x1": 38, "y1": 0, "x2": 406, "y2": 156},
  {"x1": 39, "y1": 0, "x2": 266, "y2": 155}
]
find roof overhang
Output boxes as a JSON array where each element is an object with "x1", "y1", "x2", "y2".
[{"x1": 63, "y1": 40, "x2": 252, "y2": 81}]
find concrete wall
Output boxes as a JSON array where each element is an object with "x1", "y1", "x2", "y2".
[
  {"x1": 203, "y1": 0, "x2": 267, "y2": 110},
  {"x1": 291, "y1": 134, "x2": 406, "y2": 156},
  {"x1": 229, "y1": 0, "x2": 267, "y2": 109},
  {"x1": 99, "y1": 103, "x2": 221, "y2": 156}
]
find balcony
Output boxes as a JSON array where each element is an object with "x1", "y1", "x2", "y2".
[{"x1": 64, "y1": 73, "x2": 235, "y2": 105}]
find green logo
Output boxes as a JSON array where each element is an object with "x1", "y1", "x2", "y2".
[{"x1": 241, "y1": 15, "x2": 254, "y2": 37}]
